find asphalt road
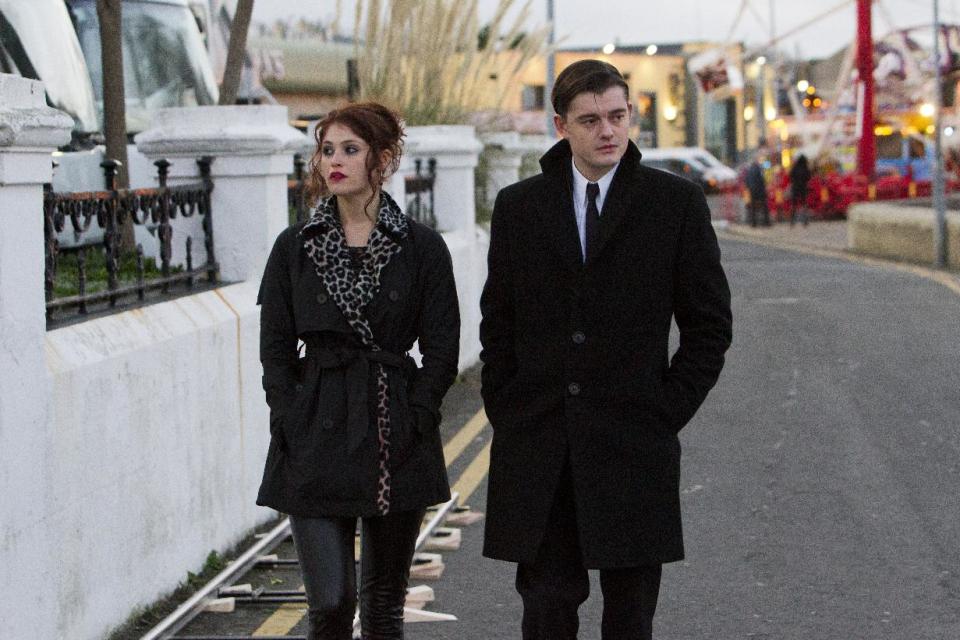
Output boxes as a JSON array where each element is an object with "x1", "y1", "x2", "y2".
[{"x1": 407, "y1": 237, "x2": 960, "y2": 640}]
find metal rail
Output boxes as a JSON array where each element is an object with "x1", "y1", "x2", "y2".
[
  {"x1": 415, "y1": 493, "x2": 459, "y2": 551},
  {"x1": 140, "y1": 517, "x2": 291, "y2": 640},
  {"x1": 143, "y1": 493, "x2": 460, "y2": 639}
]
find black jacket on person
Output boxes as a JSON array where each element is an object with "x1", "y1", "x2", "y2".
[
  {"x1": 255, "y1": 214, "x2": 460, "y2": 517},
  {"x1": 789, "y1": 155, "x2": 812, "y2": 202},
  {"x1": 479, "y1": 140, "x2": 732, "y2": 568},
  {"x1": 745, "y1": 160, "x2": 767, "y2": 203}
]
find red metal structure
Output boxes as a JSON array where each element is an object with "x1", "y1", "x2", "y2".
[{"x1": 856, "y1": 0, "x2": 876, "y2": 184}]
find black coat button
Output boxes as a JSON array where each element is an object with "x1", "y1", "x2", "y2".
[
  {"x1": 322, "y1": 417, "x2": 334, "y2": 429},
  {"x1": 388, "y1": 290, "x2": 400, "y2": 302},
  {"x1": 295, "y1": 383, "x2": 304, "y2": 392},
  {"x1": 316, "y1": 293, "x2": 328, "y2": 304},
  {"x1": 567, "y1": 382, "x2": 581, "y2": 396},
  {"x1": 572, "y1": 331, "x2": 585, "y2": 344}
]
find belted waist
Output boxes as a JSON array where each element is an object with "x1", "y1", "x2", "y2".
[{"x1": 305, "y1": 344, "x2": 415, "y2": 453}]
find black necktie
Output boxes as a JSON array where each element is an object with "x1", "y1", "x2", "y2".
[{"x1": 585, "y1": 182, "x2": 600, "y2": 262}]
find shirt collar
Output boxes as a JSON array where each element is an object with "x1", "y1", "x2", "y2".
[{"x1": 571, "y1": 157, "x2": 619, "y2": 212}]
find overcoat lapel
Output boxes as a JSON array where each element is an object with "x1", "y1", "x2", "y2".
[
  {"x1": 543, "y1": 168, "x2": 585, "y2": 273},
  {"x1": 590, "y1": 153, "x2": 640, "y2": 265},
  {"x1": 538, "y1": 140, "x2": 587, "y2": 272}
]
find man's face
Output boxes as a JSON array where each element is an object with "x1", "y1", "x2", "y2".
[{"x1": 555, "y1": 86, "x2": 632, "y2": 182}]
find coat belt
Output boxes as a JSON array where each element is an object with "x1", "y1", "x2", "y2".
[{"x1": 306, "y1": 344, "x2": 414, "y2": 454}]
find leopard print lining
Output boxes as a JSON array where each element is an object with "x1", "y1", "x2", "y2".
[{"x1": 301, "y1": 192, "x2": 409, "y2": 515}]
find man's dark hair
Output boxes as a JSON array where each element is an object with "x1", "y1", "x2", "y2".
[{"x1": 551, "y1": 59, "x2": 629, "y2": 118}]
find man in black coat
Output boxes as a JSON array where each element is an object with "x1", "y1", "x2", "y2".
[
  {"x1": 745, "y1": 152, "x2": 771, "y2": 227},
  {"x1": 479, "y1": 60, "x2": 733, "y2": 639}
]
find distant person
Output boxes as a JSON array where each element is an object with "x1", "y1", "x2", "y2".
[
  {"x1": 256, "y1": 102, "x2": 460, "y2": 640},
  {"x1": 745, "y1": 153, "x2": 770, "y2": 227},
  {"x1": 479, "y1": 59, "x2": 733, "y2": 640},
  {"x1": 789, "y1": 154, "x2": 812, "y2": 227}
]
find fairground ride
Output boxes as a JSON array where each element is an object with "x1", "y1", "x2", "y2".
[{"x1": 710, "y1": 0, "x2": 959, "y2": 218}]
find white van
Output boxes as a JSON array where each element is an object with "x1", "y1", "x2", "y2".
[{"x1": 638, "y1": 147, "x2": 738, "y2": 193}]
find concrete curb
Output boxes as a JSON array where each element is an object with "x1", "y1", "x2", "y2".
[{"x1": 719, "y1": 226, "x2": 960, "y2": 299}]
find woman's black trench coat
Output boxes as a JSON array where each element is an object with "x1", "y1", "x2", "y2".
[{"x1": 256, "y1": 218, "x2": 460, "y2": 518}]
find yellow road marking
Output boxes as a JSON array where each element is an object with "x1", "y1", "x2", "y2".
[
  {"x1": 443, "y1": 407, "x2": 489, "y2": 468},
  {"x1": 719, "y1": 231, "x2": 960, "y2": 298},
  {"x1": 449, "y1": 440, "x2": 492, "y2": 506},
  {"x1": 251, "y1": 407, "x2": 492, "y2": 634},
  {"x1": 252, "y1": 602, "x2": 308, "y2": 636}
]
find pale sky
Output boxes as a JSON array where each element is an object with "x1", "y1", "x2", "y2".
[{"x1": 252, "y1": 0, "x2": 960, "y2": 59}]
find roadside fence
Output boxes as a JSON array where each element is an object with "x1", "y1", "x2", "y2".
[
  {"x1": 287, "y1": 154, "x2": 437, "y2": 229},
  {"x1": 43, "y1": 157, "x2": 217, "y2": 328}
]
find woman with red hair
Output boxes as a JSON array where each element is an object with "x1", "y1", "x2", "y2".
[{"x1": 256, "y1": 102, "x2": 460, "y2": 639}]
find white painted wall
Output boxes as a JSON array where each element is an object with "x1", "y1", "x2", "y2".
[
  {"x1": 0, "y1": 90, "x2": 490, "y2": 640},
  {"x1": 42, "y1": 281, "x2": 269, "y2": 639},
  {"x1": 443, "y1": 227, "x2": 490, "y2": 371}
]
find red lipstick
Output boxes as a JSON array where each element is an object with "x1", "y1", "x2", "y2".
[{"x1": 329, "y1": 172, "x2": 346, "y2": 182}]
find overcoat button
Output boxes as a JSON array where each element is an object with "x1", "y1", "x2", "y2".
[
  {"x1": 572, "y1": 331, "x2": 586, "y2": 344},
  {"x1": 388, "y1": 290, "x2": 400, "y2": 302},
  {"x1": 322, "y1": 418, "x2": 334, "y2": 429},
  {"x1": 295, "y1": 383, "x2": 304, "y2": 392},
  {"x1": 567, "y1": 382, "x2": 581, "y2": 396},
  {"x1": 316, "y1": 293, "x2": 328, "y2": 304}
]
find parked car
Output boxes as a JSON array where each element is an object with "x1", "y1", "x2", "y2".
[{"x1": 638, "y1": 146, "x2": 738, "y2": 193}]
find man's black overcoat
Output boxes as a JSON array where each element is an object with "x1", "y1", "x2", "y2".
[{"x1": 480, "y1": 140, "x2": 732, "y2": 568}]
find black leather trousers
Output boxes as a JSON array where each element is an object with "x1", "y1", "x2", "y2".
[{"x1": 289, "y1": 509, "x2": 425, "y2": 640}]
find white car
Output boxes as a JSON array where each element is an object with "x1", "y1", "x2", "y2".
[{"x1": 638, "y1": 147, "x2": 738, "y2": 193}]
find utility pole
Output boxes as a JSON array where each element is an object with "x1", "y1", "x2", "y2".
[
  {"x1": 933, "y1": 0, "x2": 948, "y2": 268},
  {"x1": 856, "y1": 0, "x2": 876, "y2": 187},
  {"x1": 768, "y1": 0, "x2": 777, "y2": 150},
  {"x1": 756, "y1": 58, "x2": 766, "y2": 148},
  {"x1": 545, "y1": 0, "x2": 556, "y2": 138}
]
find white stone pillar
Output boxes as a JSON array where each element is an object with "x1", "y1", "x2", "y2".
[
  {"x1": 135, "y1": 105, "x2": 307, "y2": 283},
  {"x1": 480, "y1": 130, "x2": 525, "y2": 207},
  {"x1": 405, "y1": 125, "x2": 483, "y2": 233},
  {"x1": 519, "y1": 133, "x2": 554, "y2": 179},
  {"x1": 0, "y1": 73, "x2": 73, "y2": 640}
]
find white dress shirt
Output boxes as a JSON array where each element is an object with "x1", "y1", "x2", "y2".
[{"x1": 571, "y1": 158, "x2": 619, "y2": 262}]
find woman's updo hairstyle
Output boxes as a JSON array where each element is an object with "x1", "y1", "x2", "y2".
[{"x1": 306, "y1": 102, "x2": 405, "y2": 208}]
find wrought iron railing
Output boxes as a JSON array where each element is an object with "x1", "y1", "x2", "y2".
[
  {"x1": 288, "y1": 153, "x2": 310, "y2": 224},
  {"x1": 405, "y1": 157, "x2": 436, "y2": 228},
  {"x1": 43, "y1": 157, "x2": 217, "y2": 328}
]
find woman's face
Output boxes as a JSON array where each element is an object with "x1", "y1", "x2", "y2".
[{"x1": 318, "y1": 122, "x2": 375, "y2": 200}]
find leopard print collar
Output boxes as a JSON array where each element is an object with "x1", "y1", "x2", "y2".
[
  {"x1": 300, "y1": 191, "x2": 407, "y2": 348},
  {"x1": 301, "y1": 190, "x2": 409, "y2": 241}
]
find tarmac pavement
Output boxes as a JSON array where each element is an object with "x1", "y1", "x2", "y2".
[
  {"x1": 406, "y1": 229, "x2": 960, "y2": 639},
  {"x1": 157, "y1": 222, "x2": 959, "y2": 639}
]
